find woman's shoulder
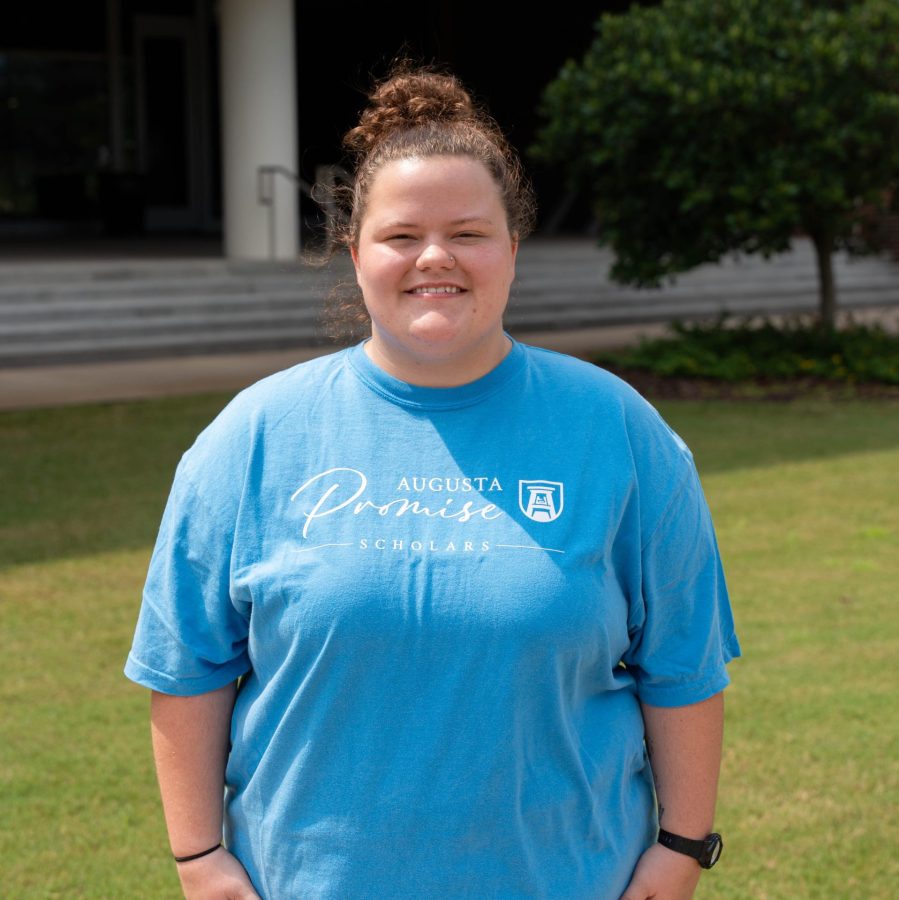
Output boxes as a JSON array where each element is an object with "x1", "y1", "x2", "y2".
[
  {"x1": 520, "y1": 341, "x2": 665, "y2": 414},
  {"x1": 519, "y1": 340, "x2": 694, "y2": 465},
  {"x1": 178, "y1": 347, "x2": 353, "y2": 477},
  {"x1": 231, "y1": 345, "x2": 353, "y2": 409}
]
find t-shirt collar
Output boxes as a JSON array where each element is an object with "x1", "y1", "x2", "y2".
[{"x1": 346, "y1": 334, "x2": 526, "y2": 410}]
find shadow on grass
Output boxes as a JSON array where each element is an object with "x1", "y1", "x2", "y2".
[
  {"x1": 2, "y1": 390, "x2": 898, "y2": 569},
  {"x1": 0, "y1": 393, "x2": 231, "y2": 570}
]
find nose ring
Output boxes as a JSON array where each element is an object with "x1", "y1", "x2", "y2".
[{"x1": 448, "y1": 255, "x2": 455, "y2": 263}]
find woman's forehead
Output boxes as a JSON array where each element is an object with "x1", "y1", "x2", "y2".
[
  {"x1": 363, "y1": 156, "x2": 504, "y2": 223},
  {"x1": 370, "y1": 156, "x2": 496, "y2": 194}
]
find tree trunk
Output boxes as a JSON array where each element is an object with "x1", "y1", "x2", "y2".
[{"x1": 811, "y1": 232, "x2": 837, "y2": 328}]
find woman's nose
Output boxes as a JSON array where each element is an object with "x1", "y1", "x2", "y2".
[{"x1": 416, "y1": 242, "x2": 456, "y2": 270}]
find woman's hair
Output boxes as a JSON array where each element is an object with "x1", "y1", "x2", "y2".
[{"x1": 321, "y1": 60, "x2": 537, "y2": 341}]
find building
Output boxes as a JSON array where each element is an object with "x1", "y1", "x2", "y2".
[{"x1": 2, "y1": 1, "x2": 635, "y2": 260}]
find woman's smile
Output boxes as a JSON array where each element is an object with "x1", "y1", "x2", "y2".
[{"x1": 406, "y1": 284, "x2": 466, "y2": 296}]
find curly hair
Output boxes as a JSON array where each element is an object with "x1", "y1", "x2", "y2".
[{"x1": 322, "y1": 60, "x2": 537, "y2": 341}]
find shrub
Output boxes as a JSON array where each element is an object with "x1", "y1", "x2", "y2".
[{"x1": 596, "y1": 318, "x2": 899, "y2": 384}]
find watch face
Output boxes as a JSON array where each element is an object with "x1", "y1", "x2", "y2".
[{"x1": 703, "y1": 834, "x2": 723, "y2": 868}]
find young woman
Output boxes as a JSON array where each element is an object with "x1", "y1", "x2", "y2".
[{"x1": 126, "y1": 64, "x2": 740, "y2": 900}]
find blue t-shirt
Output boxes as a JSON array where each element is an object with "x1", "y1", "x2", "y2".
[{"x1": 125, "y1": 338, "x2": 740, "y2": 899}]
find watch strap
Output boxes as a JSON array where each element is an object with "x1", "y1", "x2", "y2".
[{"x1": 657, "y1": 828, "x2": 723, "y2": 869}]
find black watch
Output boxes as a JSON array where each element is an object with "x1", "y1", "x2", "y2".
[{"x1": 657, "y1": 828, "x2": 723, "y2": 869}]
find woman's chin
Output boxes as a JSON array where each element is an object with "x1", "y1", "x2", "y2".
[
  {"x1": 404, "y1": 312, "x2": 475, "y2": 347},
  {"x1": 370, "y1": 314, "x2": 506, "y2": 372},
  {"x1": 407, "y1": 323, "x2": 463, "y2": 347}
]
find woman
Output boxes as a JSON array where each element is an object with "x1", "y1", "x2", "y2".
[{"x1": 126, "y1": 64, "x2": 740, "y2": 900}]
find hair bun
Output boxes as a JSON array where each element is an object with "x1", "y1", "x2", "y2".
[{"x1": 343, "y1": 65, "x2": 477, "y2": 157}]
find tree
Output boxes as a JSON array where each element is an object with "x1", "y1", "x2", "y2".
[{"x1": 531, "y1": 0, "x2": 899, "y2": 327}]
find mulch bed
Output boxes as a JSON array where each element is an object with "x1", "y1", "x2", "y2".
[{"x1": 602, "y1": 366, "x2": 899, "y2": 402}]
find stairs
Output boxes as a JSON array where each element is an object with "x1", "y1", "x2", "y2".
[{"x1": 1, "y1": 239, "x2": 896, "y2": 367}]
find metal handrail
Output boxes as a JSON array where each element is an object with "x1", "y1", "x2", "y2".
[
  {"x1": 257, "y1": 163, "x2": 351, "y2": 259},
  {"x1": 257, "y1": 165, "x2": 312, "y2": 258}
]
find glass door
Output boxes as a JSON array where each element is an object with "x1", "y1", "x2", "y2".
[{"x1": 134, "y1": 16, "x2": 203, "y2": 230}]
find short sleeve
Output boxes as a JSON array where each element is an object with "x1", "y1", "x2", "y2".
[
  {"x1": 622, "y1": 463, "x2": 741, "y2": 707},
  {"x1": 124, "y1": 463, "x2": 251, "y2": 695}
]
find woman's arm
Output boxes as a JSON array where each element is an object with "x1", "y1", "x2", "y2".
[
  {"x1": 151, "y1": 683, "x2": 260, "y2": 899},
  {"x1": 619, "y1": 691, "x2": 725, "y2": 900},
  {"x1": 642, "y1": 691, "x2": 724, "y2": 838}
]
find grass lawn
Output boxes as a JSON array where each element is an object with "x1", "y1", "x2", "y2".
[{"x1": 1, "y1": 391, "x2": 897, "y2": 898}]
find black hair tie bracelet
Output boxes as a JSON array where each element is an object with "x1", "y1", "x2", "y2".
[{"x1": 173, "y1": 842, "x2": 223, "y2": 863}]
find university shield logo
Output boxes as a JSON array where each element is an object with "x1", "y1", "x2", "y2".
[{"x1": 518, "y1": 480, "x2": 564, "y2": 523}]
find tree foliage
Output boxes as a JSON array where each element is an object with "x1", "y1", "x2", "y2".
[{"x1": 531, "y1": 0, "x2": 899, "y2": 325}]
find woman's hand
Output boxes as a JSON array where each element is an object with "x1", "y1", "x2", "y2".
[
  {"x1": 176, "y1": 845, "x2": 262, "y2": 899},
  {"x1": 618, "y1": 842, "x2": 702, "y2": 900}
]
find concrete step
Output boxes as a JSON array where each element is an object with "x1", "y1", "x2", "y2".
[
  {"x1": 0, "y1": 256, "x2": 318, "y2": 285},
  {"x1": 1, "y1": 327, "x2": 331, "y2": 367},
  {"x1": 4, "y1": 290, "x2": 894, "y2": 367},
  {"x1": 0, "y1": 288, "x2": 325, "y2": 322},
  {"x1": 0, "y1": 270, "x2": 344, "y2": 304},
  {"x1": 6, "y1": 277, "x2": 893, "y2": 338},
  {"x1": 507, "y1": 290, "x2": 897, "y2": 328},
  {"x1": 3, "y1": 262, "x2": 893, "y2": 318},
  {"x1": 2, "y1": 305, "x2": 323, "y2": 340},
  {"x1": 1, "y1": 238, "x2": 896, "y2": 368}
]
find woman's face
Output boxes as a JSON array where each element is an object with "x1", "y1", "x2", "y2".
[{"x1": 350, "y1": 155, "x2": 518, "y2": 386}]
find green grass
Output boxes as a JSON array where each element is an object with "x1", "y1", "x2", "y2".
[
  {"x1": 670, "y1": 402, "x2": 899, "y2": 898},
  {"x1": 1, "y1": 392, "x2": 897, "y2": 897},
  {"x1": 1, "y1": 394, "x2": 229, "y2": 897}
]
